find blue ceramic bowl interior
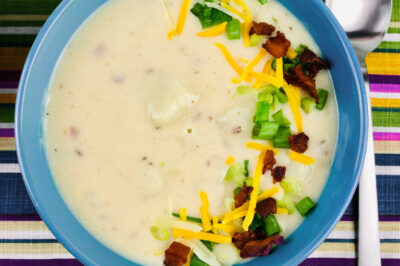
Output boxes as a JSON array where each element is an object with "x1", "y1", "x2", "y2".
[{"x1": 15, "y1": 0, "x2": 368, "y2": 265}]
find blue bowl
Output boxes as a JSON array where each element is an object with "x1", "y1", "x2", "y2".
[{"x1": 15, "y1": 0, "x2": 368, "y2": 265}]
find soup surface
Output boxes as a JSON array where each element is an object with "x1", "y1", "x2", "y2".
[{"x1": 44, "y1": 0, "x2": 337, "y2": 264}]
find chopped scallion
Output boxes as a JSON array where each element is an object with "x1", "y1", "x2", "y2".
[
  {"x1": 281, "y1": 176, "x2": 303, "y2": 197},
  {"x1": 234, "y1": 186, "x2": 242, "y2": 196},
  {"x1": 150, "y1": 225, "x2": 169, "y2": 241},
  {"x1": 272, "y1": 109, "x2": 291, "y2": 126},
  {"x1": 272, "y1": 126, "x2": 291, "y2": 148},
  {"x1": 258, "y1": 0, "x2": 268, "y2": 5},
  {"x1": 295, "y1": 44, "x2": 309, "y2": 56},
  {"x1": 191, "y1": 254, "x2": 208, "y2": 266},
  {"x1": 316, "y1": 89, "x2": 329, "y2": 110},
  {"x1": 172, "y1": 213, "x2": 202, "y2": 223},
  {"x1": 271, "y1": 59, "x2": 276, "y2": 71},
  {"x1": 224, "y1": 163, "x2": 246, "y2": 186},
  {"x1": 191, "y1": 3, "x2": 232, "y2": 29},
  {"x1": 264, "y1": 214, "x2": 281, "y2": 236},
  {"x1": 296, "y1": 196, "x2": 316, "y2": 216},
  {"x1": 250, "y1": 34, "x2": 262, "y2": 46},
  {"x1": 244, "y1": 160, "x2": 249, "y2": 177},
  {"x1": 252, "y1": 121, "x2": 280, "y2": 140},
  {"x1": 275, "y1": 88, "x2": 288, "y2": 103},
  {"x1": 249, "y1": 214, "x2": 264, "y2": 231},
  {"x1": 201, "y1": 240, "x2": 215, "y2": 251},
  {"x1": 236, "y1": 85, "x2": 256, "y2": 95},
  {"x1": 271, "y1": 93, "x2": 279, "y2": 110},
  {"x1": 259, "y1": 85, "x2": 278, "y2": 94},
  {"x1": 254, "y1": 101, "x2": 270, "y2": 123},
  {"x1": 301, "y1": 97, "x2": 316, "y2": 113},
  {"x1": 244, "y1": 177, "x2": 253, "y2": 186},
  {"x1": 257, "y1": 92, "x2": 274, "y2": 104},
  {"x1": 226, "y1": 19, "x2": 241, "y2": 40},
  {"x1": 277, "y1": 194, "x2": 296, "y2": 214}
]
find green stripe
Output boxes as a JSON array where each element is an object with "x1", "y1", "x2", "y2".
[
  {"x1": 392, "y1": 0, "x2": 400, "y2": 22},
  {"x1": 0, "y1": 104, "x2": 14, "y2": 123},
  {"x1": 0, "y1": 20, "x2": 45, "y2": 27},
  {"x1": 0, "y1": 0, "x2": 61, "y2": 15},
  {"x1": 0, "y1": 34, "x2": 35, "y2": 47},
  {"x1": 374, "y1": 48, "x2": 400, "y2": 53},
  {"x1": 372, "y1": 107, "x2": 400, "y2": 113},
  {"x1": 377, "y1": 41, "x2": 400, "y2": 50},
  {"x1": 372, "y1": 111, "x2": 400, "y2": 127},
  {"x1": 388, "y1": 27, "x2": 400, "y2": 34}
]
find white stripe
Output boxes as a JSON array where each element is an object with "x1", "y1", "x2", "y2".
[
  {"x1": 0, "y1": 123, "x2": 14, "y2": 129},
  {"x1": 382, "y1": 252, "x2": 400, "y2": 259},
  {"x1": 327, "y1": 230, "x2": 400, "y2": 240},
  {"x1": 383, "y1": 33, "x2": 400, "y2": 42},
  {"x1": 309, "y1": 251, "x2": 356, "y2": 258},
  {"x1": 374, "y1": 127, "x2": 400, "y2": 133},
  {"x1": 0, "y1": 231, "x2": 55, "y2": 240},
  {"x1": 380, "y1": 230, "x2": 400, "y2": 239},
  {"x1": 371, "y1": 92, "x2": 400, "y2": 99},
  {"x1": 0, "y1": 253, "x2": 74, "y2": 259},
  {"x1": 0, "y1": 164, "x2": 20, "y2": 173},
  {"x1": 0, "y1": 27, "x2": 41, "y2": 34},
  {"x1": 390, "y1": 22, "x2": 400, "y2": 28},
  {"x1": 0, "y1": 89, "x2": 17, "y2": 94},
  {"x1": 376, "y1": 165, "x2": 400, "y2": 176}
]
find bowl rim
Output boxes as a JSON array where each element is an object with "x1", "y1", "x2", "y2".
[{"x1": 15, "y1": 0, "x2": 368, "y2": 265}]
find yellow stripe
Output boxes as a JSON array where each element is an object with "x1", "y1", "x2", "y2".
[
  {"x1": 0, "y1": 47, "x2": 30, "y2": 71},
  {"x1": 0, "y1": 94, "x2": 16, "y2": 104},
  {"x1": 374, "y1": 141, "x2": 400, "y2": 154},
  {"x1": 371, "y1": 98, "x2": 400, "y2": 108},
  {"x1": 0, "y1": 15, "x2": 48, "y2": 21},
  {"x1": 0, "y1": 243, "x2": 69, "y2": 254},
  {"x1": 0, "y1": 138, "x2": 15, "y2": 151},
  {"x1": 316, "y1": 242, "x2": 355, "y2": 253},
  {"x1": 366, "y1": 53, "x2": 400, "y2": 75},
  {"x1": 0, "y1": 221, "x2": 49, "y2": 231}
]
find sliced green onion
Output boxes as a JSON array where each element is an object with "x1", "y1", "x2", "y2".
[
  {"x1": 301, "y1": 97, "x2": 316, "y2": 113},
  {"x1": 244, "y1": 160, "x2": 249, "y2": 177},
  {"x1": 272, "y1": 17, "x2": 278, "y2": 23},
  {"x1": 264, "y1": 214, "x2": 281, "y2": 236},
  {"x1": 224, "y1": 163, "x2": 246, "y2": 186},
  {"x1": 150, "y1": 225, "x2": 169, "y2": 241},
  {"x1": 258, "y1": 0, "x2": 268, "y2": 5},
  {"x1": 252, "y1": 122, "x2": 280, "y2": 140},
  {"x1": 275, "y1": 88, "x2": 288, "y2": 103},
  {"x1": 236, "y1": 85, "x2": 255, "y2": 95},
  {"x1": 224, "y1": 197, "x2": 235, "y2": 211},
  {"x1": 257, "y1": 92, "x2": 274, "y2": 104},
  {"x1": 226, "y1": 19, "x2": 241, "y2": 40},
  {"x1": 272, "y1": 109, "x2": 291, "y2": 126},
  {"x1": 201, "y1": 240, "x2": 215, "y2": 251},
  {"x1": 244, "y1": 177, "x2": 253, "y2": 186},
  {"x1": 254, "y1": 101, "x2": 270, "y2": 123},
  {"x1": 172, "y1": 213, "x2": 202, "y2": 223},
  {"x1": 250, "y1": 34, "x2": 262, "y2": 46},
  {"x1": 271, "y1": 93, "x2": 279, "y2": 110},
  {"x1": 296, "y1": 196, "x2": 316, "y2": 216},
  {"x1": 234, "y1": 186, "x2": 242, "y2": 196},
  {"x1": 191, "y1": 254, "x2": 208, "y2": 266},
  {"x1": 295, "y1": 44, "x2": 309, "y2": 56},
  {"x1": 191, "y1": 4, "x2": 232, "y2": 29},
  {"x1": 259, "y1": 85, "x2": 278, "y2": 93},
  {"x1": 272, "y1": 126, "x2": 291, "y2": 148},
  {"x1": 271, "y1": 59, "x2": 277, "y2": 71},
  {"x1": 316, "y1": 89, "x2": 329, "y2": 110},
  {"x1": 280, "y1": 176, "x2": 303, "y2": 197},
  {"x1": 277, "y1": 194, "x2": 296, "y2": 214},
  {"x1": 190, "y1": 3, "x2": 204, "y2": 17},
  {"x1": 249, "y1": 214, "x2": 264, "y2": 231}
]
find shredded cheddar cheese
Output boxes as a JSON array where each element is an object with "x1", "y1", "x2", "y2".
[
  {"x1": 282, "y1": 84, "x2": 303, "y2": 132},
  {"x1": 292, "y1": 86, "x2": 301, "y2": 106},
  {"x1": 169, "y1": 0, "x2": 192, "y2": 38},
  {"x1": 199, "y1": 191, "x2": 212, "y2": 231},
  {"x1": 225, "y1": 155, "x2": 235, "y2": 165},
  {"x1": 277, "y1": 207, "x2": 289, "y2": 215},
  {"x1": 233, "y1": 0, "x2": 251, "y2": 18},
  {"x1": 242, "y1": 151, "x2": 266, "y2": 231},
  {"x1": 289, "y1": 151, "x2": 316, "y2": 165},
  {"x1": 213, "y1": 223, "x2": 237, "y2": 235},
  {"x1": 221, "y1": 2, "x2": 247, "y2": 21},
  {"x1": 246, "y1": 141, "x2": 278, "y2": 155},
  {"x1": 179, "y1": 208, "x2": 187, "y2": 221},
  {"x1": 197, "y1": 22, "x2": 227, "y2": 37},
  {"x1": 276, "y1": 57, "x2": 284, "y2": 87},
  {"x1": 212, "y1": 216, "x2": 219, "y2": 234},
  {"x1": 253, "y1": 59, "x2": 274, "y2": 88},
  {"x1": 249, "y1": 71, "x2": 282, "y2": 88},
  {"x1": 237, "y1": 57, "x2": 249, "y2": 64},
  {"x1": 173, "y1": 228, "x2": 232, "y2": 244},
  {"x1": 184, "y1": 251, "x2": 193, "y2": 266},
  {"x1": 243, "y1": 19, "x2": 252, "y2": 47},
  {"x1": 256, "y1": 186, "x2": 280, "y2": 202},
  {"x1": 214, "y1": 42, "x2": 244, "y2": 76},
  {"x1": 232, "y1": 48, "x2": 267, "y2": 83}
]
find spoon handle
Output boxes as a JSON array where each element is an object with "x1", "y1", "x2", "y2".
[{"x1": 358, "y1": 73, "x2": 381, "y2": 266}]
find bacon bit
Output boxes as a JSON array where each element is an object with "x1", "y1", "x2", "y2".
[
  {"x1": 271, "y1": 166, "x2": 286, "y2": 183},
  {"x1": 300, "y1": 49, "x2": 328, "y2": 68},
  {"x1": 232, "y1": 126, "x2": 242, "y2": 134},
  {"x1": 284, "y1": 65, "x2": 318, "y2": 103},
  {"x1": 289, "y1": 132, "x2": 309, "y2": 153},
  {"x1": 262, "y1": 150, "x2": 276, "y2": 174},
  {"x1": 234, "y1": 186, "x2": 254, "y2": 208},
  {"x1": 232, "y1": 230, "x2": 258, "y2": 250},
  {"x1": 249, "y1": 21, "x2": 275, "y2": 36},
  {"x1": 68, "y1": 126, "x2": 80, "y2": 139},
  {"x1": 262, "y1": 31, "x2": 291, "y2": 58},
  {"x1": 240, "y1": 235, "x2": 284, "y2": 258},
  {"x1": 255, "y1": 198, "x2": 277, "y2": 218},
  {"x1": 164, "y1": 241, "x2": 191, "y2": 266}
]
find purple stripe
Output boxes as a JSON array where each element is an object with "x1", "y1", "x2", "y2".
[
  {"x1": 0, "y1": 259, "x2": 82, "y2": 266},
  {"x1": 0, "y1": 214, "x2": 42, "y2": 221},
  {"x1": 340, "y1": 215, "x2": 355, "y2": 221},
  {"x1": 374, "y1": 132, "x2": 400, "y2": 141},
  {"x1": 0, "y1": 81, "x2": 19, "y2": 89},
  {"x1": 0, "y1": 71, "x2": 21, "y2": 89},
  {"x1": 370, "y1": 83, "x2": 400, "y2": 93},
  {"x1": 369, "y1": 74, "x2": 400, "y2": 85},
  {"x1": 379, "y1": 215, "x2": 400, "y2": 222},
  {"x1": 300, "y1": 258, "x2": 356, "y2": 266},
  {"x1": 0, "y1": 128, "x2": 14, "y2": 137}
]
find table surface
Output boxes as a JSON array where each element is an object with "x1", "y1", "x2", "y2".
[{"x1": 0, "y1": 0, "x2": 399, "y2": 265}]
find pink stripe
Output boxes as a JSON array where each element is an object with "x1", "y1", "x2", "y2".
[
  {"x1": 370, "y1": 83, "x2": 400, "y2": 93},
  {"x1": 373, "y1": 132, "x2": 400, "y2": 141}
]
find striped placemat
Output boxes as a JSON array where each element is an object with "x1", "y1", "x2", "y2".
[{"x1": 0, "y1": 0, "x2": 399, "y2": 265}]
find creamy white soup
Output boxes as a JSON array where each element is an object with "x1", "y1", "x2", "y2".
[{"x1": 44, "y1": 0, "x2": 337, "y2": 265}]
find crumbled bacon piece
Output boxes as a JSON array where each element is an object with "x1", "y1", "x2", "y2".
[
  {"x1": 240, "y1": 235, "x2": 285, "y2": 258},
  {"x1": 289, "y1": 132, "x2": 309, "y2": 153},
  {"x1": 232, "y1": 126, "x2": 242, "y2": 134},
  {"x1": 232, "y1": 230, "x2": 258, "y2": 250},
  {"x1": 164, "y1": 241, "x2": 191, "y2": 266},
  {"x1": 234, "y1": 186, "x2": 254, "y2": 208},
  {"x1": 262, "y1": 150, "x2": 276, "y2": 174},
  {"x1": 271, "y1": 166, "x2": 286, "y2": 183},
  {"x1": 255, "y1": 198, "x2": 277, "y2": 218},
  {"x1": 284, "y1": 65, "x2": 318, "y2": 103},
  {"x1": 300, "y1": 49, "x2": 328, "y2": 67},
  {"x1": 249, "y1": 21, "x2": 275, "y2": 36},
  {"x1": 262, "y1": 31, "x2": 291, "y2": 58}
]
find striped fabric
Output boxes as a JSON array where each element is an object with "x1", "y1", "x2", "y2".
[{"x1": 0, "y1": 0, "x2": 399, "y2": 265}]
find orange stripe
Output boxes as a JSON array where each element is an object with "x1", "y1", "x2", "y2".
[
  {"x1": 0, "y1": 47, "x2": 30, "y2": 71},
  {"x1": 0, "y1": 94, "x2": 16, "y2": 104},
  {"x1": 371, "y1": 98, "x2": 400, "y2": 108},
  {"x1": 366, "y1": 52, "x2": 400, "y2": 75},
  {"x1": 0, "y1": 138, "x2": 15, "y2": 151}
]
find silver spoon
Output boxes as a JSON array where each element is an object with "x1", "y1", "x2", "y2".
[{"x1": 325, "y1": 1, "x2": 392, "y2": 265}]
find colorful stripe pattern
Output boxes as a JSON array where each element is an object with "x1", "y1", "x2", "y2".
[{"x1": 0, "y1": 0, "x2": 399, "y2": 265}]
